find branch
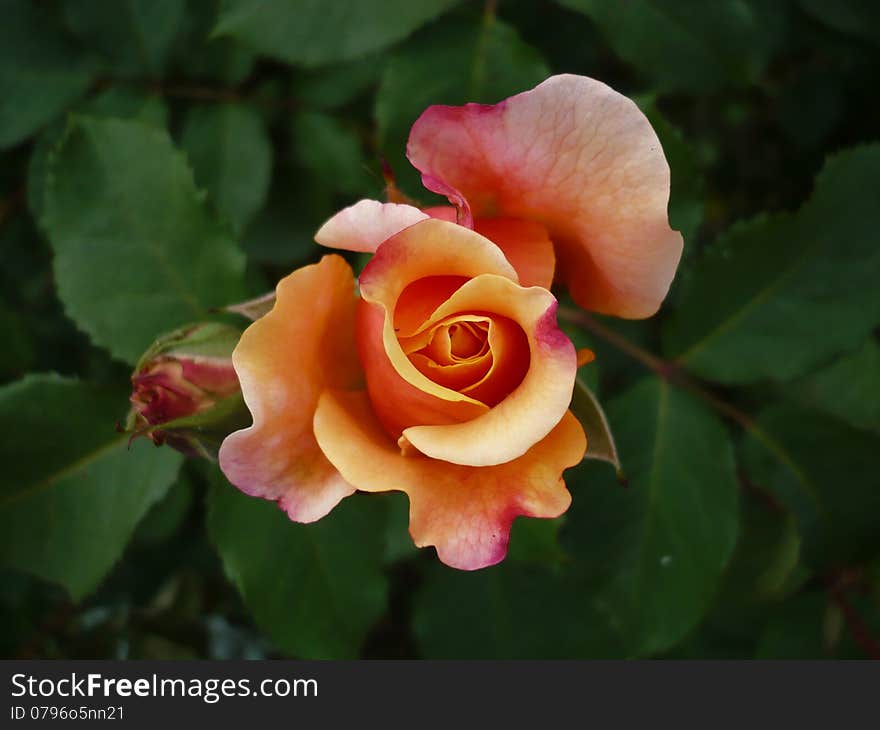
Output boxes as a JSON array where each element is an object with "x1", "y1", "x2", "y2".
[
  {"x1": 827, "y1": 573, "x2": 880, "y2": 660},
  {"x1": 559, "y1": 306, "x2": 754, "y2": 430}
]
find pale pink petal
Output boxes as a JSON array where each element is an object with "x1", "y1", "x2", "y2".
[
  {"x1": 315, "y1": 199, "x2": 429, "y2": 253},
  {"x1": 407, "y1": 74, "x2": 683, "y2": 318}
]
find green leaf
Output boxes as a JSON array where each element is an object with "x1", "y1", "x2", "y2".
[
  {"x1": 562, "y1": 377, "x2": 739, "y2": 655},
  {"x1": 0, "y1": 301, "x2": 35, "y2": 378},
  {"x1": 207, "y1": 475, "x2": 388, "y2": 659},
  {"x1": 0, "y1": 374, "x2": 182, "y2": 600},
  {"x1": 28, "y1": 87, "x2": 169, "y2": 228},
  {"x1": 755, "y1": 592, "x2": 830, "y2": 659},
  {"x1": 557, "y1": 0, "x2": 778, "y2": 92},
  {"x1": 240, "y1": 172, "x2": 330, "y2": 267},
  {"x1": 294, "y1": 55, "x2": 386, "y2": 110},
  {"x1": 180, "y1": 103, "x2": 272, "y2": 234},
  {"x1": 664, "y1": 145, "x2": 880, "y2": 384},
  {"x1": 0, "y1": 1, "x2": 95, "y2": 149},
  {"x1": 787, "y1": 338, "x2": 880, "y2": 433},
  {"x1": 413, "y1": 562, "x2": 626, "y2": 658},
  {"x1": 714, "y1": 492, "x2": 802, "y2": 609},
  {"x1": 741, "y1": 404, "x2": 880, "y2": 572},
  {"x1": 80, "y1": 86, "x2": 169, "y2": 127},
  {"x1": 214, "y1": 0, "x2": 460, "y2": 67},
  {"x1": 168, "y1": 0, "x2": 255, "y2": 84},
  {"x1": 292, "y1": 111, "x2": 374, "y2": 198},
  {"x1": 570, "y1": 377, "x2": 621, "y2": 475},
  {"x1": 44, "y1": 117, "x2": 248, "y2": 364},
  {"x1": 63, "y1": 0, "x2": 184, "y2": 76},
  {"x1": 381, "y1": 491, "x2": 418, "y2": 565},
  {"x1": 507, "y1": 517, "x2": 567, "y2": 566},
  {"x1": 375, "y1": 16, "x2": 549, "y2": 196},
  {"x1": 134, "y1": 471, "x2": 195, "y2": 545}
]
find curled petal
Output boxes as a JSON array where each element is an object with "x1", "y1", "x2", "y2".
[
  {"x1": 218, "y1": 255, "x2": 361, "y2": 522},
  {"x1": 314, "y1": 389, "x2": 586, "y2": 570},
  {"x1": 315, "y1": 199, "x2": 429, "y2": 253},
  {"x1": 401, "y1": 275, "x2": 576, "y2": 466},
  {"x1": 356, "y1": 219, "x2": 518, "y2": 437},
  {"x1": 408, "y1": 74, "x2": 683, "y2": 318},
  {"x1": 402, "y1": 314, "x2": 494, "y2": 393},
  {"x1": 357, "y1": 299, "x2": 488, "y2": 438}
]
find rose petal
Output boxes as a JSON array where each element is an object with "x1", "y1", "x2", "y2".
[
  {"x1": 402, "y1": 314, "x2": 494, "y2": 392},
  {"x1": 401, "y1": 274, "x2": 576, "y2": 466},
  {"x1": 313, "y1": 389, "x2": 586, "y2": 570},
  {"x1": 358, "y1": 300, "x2": 489, "y2": 437},
  {"x1": 218, "y1": 255, "x2": 360, "y2": 523},
  {"x1": 425, "y1": 207, "x2": 556, "y2": 289},
  {"x1": 399, "y1": 313, "x2": 528, "y2": 404},
  {"x1": 458, "y1": 315, "x2": 529, "y2": 406},
  {"x1": 474, "y1": 218, "x2": 556, "y2": 290},
  {"x1": 408, "y1": 74, "x2": 683, "y2": 318},
  {"x1": 315, "y1": 199, "x2": 429, "y2": 253},
  {"x1": 356, "y1": 219, "x2": 518, "y2": 437}
]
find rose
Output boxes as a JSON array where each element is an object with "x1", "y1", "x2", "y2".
[
  {"x1": 218, "y1": 74, "x2": 681, "y2": 570},
  {"x1": 219, "y1": 217, "x2": 584, "y2": 570}
]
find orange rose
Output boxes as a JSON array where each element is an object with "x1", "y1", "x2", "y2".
[
  {"x1": 219, "y1": 74, "x2": 680, "y2": 569},
  {"x1": 220, "y1": 218, "x2": 583, "y2": 570}
]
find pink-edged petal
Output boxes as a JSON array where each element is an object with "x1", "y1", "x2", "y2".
[
  {"x1": 218, "y1": 255, "x2": 361, "y2": 523},
  {"x1": 313, "y1": 389, "x2": 586, "y2": 570},
  {"x1": 407, "y1": 74, "x2": 683, "y2": 318},
  {"x1": 315, "y1": 199, "x2": 429, "y2": 253},
  {"x1": 421, "y1": 175, "x2": 473, "y2": 227}
]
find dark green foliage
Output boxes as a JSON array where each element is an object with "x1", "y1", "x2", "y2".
[
  {"x1": 664, "y1": 146, "x2": 880, "y2": 384},
  {"x1": 1, "y1": 0, "x2": 879, "y2": 660},
  {"x1": 0, "y1": 1, "x2": 97, "y2": 149},
  {"x1": 557, "y1": 0, "x2": 783, "y2": 92},
  {"x1": 562, "y1": 379, "x2": 739, "y2": 655},
  {"x1": 214, "y1": 0, "x2": 461, "y2": 67},
  {"x1": 207, "y1": 479, "x2": 388, "y2": 659},
  {"x1": 44, "y1": 117, "x2": 248, "y2": 364},
  {"x1": 180, "y1": 103, "x2": 272, "y2": 233},
  {"x1": 0, "y1": 375, "x2": 182, "y2": 600},
  {"x1": 741, "y1": 405, "x2": 880, "y2": 572}
]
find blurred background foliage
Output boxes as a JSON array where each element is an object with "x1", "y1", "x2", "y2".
[{"x1": 1, "y1": 0, "x2": 879, "y2": 659}]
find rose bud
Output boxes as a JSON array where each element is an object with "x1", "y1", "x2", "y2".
[{"x1": 127, "y1": 322, "x2": 247, "y2": 458}]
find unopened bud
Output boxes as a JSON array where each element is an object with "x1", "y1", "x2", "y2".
[{"x1": 127, "y1": 322, "x2": 247, "y2": 459}]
